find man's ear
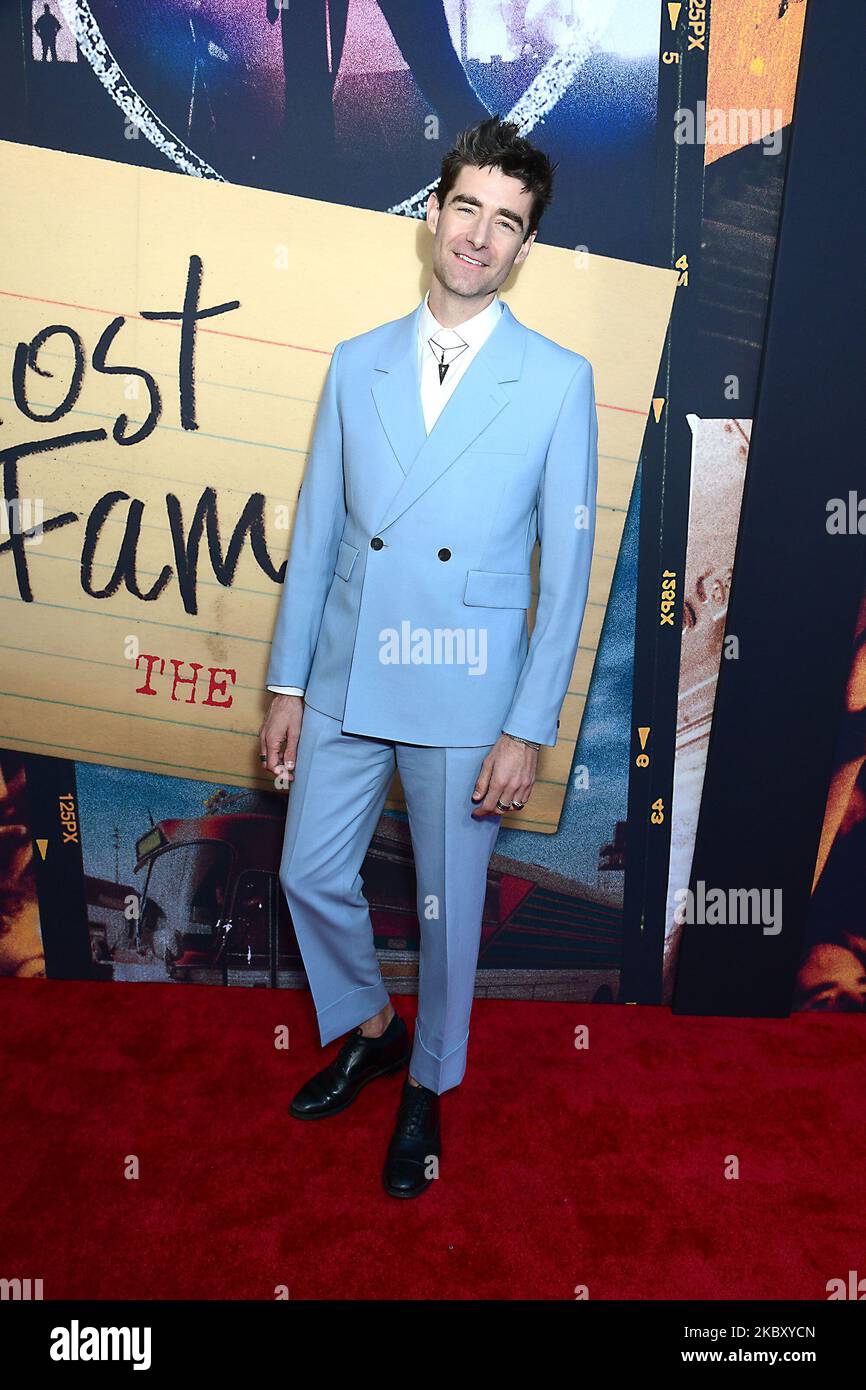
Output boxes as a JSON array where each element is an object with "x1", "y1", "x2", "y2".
[
  {"x1": 426, "y1": 191, "x2": 440, "y2": 232},
  {"x1": 515, "y1": 229, "x2": 537, "y2": 266}
]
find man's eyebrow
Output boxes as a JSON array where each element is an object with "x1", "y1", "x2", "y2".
[{"x1": 450, "y1": 191, "x2": 525, "y2": 230}]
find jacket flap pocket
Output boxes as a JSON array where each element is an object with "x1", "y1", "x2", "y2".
[
  {"x1": 463, "y1": 569, "x2": 533, "y2": 608},
  {"x1": 334, "y1": 539, "x2": 360, "y2": 580}
]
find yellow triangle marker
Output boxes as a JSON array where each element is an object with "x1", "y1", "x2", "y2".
[
  {"x1": 652, "y1": 398, "x2": 665, "y2": 422},
  {"x1": 36, "y1": 838, "x2": 49, "y2": 860},
  {"x1": 667, "y1": 2, "x2": 682, "y2": 28},
  {"x1": 637, "y1": 726, "x2": 650, "y2": 749}
]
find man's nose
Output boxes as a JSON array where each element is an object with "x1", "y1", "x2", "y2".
[{"x1": 466, "y1": 221, "x2": 491, "y2": 248}]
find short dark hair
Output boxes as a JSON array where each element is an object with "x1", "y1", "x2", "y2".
[{"x1": 434, "y1": 115, "x2": 557, "y2": 241}]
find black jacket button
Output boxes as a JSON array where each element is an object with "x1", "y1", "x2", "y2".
[
  {"x1": 437, "y1": 548, "x2": 451, "y2": 561},
  {"x1": 370, "y1": 537, "x2": 384, "y2": 550}
]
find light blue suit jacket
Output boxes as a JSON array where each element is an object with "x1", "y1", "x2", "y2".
[{"x1": 266, "y1": 298, "x2": 598, "y2": 747}]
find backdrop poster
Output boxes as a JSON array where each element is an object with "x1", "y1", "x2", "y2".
[
  {"x1": 0, "y1": 137, "x2": 676, "y2": 831},
  {"x1": 0, "y1": 1, "x2": 815, "y2": 1002}
]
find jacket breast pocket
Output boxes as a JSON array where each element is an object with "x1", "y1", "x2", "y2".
[
  {"x1": 463, "y1": 569, "x2": 533, "y2": 609},
  {"x1": 469, "y1": 429, "x2": 529, "y2": 455},
  {"x1": 334, "y1": 539, "x2": 360, "y2": 580}
]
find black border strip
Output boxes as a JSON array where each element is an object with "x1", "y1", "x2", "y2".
[{"x1": 674, "y1": 0, "x2": 866, "y2": 1015}]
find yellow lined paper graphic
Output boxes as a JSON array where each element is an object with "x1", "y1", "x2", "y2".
[{"x1": 0, "y1": 140, "x2": 676, "y2": 829}]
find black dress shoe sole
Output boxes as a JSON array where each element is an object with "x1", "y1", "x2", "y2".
[
  {"x1": 382, "y1": 1175, "x2": 435, "y2": 1199},
  {"x1": 382, "y1": 1133, "x2": 442, "y2": 1198},
  {"x1": 288, "y1": 1050, "x2": 410, "y2": 1120}
]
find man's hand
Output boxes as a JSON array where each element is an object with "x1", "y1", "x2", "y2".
[
  {"x1": 259, "y1": 693, "x2": 304, "y2": 784},
  {"x1": 471, "y1": 733, "x2": 538, "y2": 818}
]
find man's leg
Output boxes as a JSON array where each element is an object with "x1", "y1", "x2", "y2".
[
  {"x1": 279, "y1": 702, "x2": 398, "y2": 1046},
  {"x1": 395, "y1": 737, "x2": 502, "y2": 1095}
]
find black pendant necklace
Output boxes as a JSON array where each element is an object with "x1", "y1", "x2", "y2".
[{"x1": 428, "y1": 333, "x2": 468, "y2": 385}]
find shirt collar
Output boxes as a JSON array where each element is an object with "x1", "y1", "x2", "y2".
[{"x1": 418, "y1": 291, "x2": 503, "y2": 352}]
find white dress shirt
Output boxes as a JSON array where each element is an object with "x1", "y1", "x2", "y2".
[
  {"x1": 417, "y1": 290, "x2": 503, "y2": 433},
  {"x1": 268, "y1": 292, "x2": 504, "y2": 698}
]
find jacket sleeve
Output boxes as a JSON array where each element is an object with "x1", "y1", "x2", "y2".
[
  {"x1": 265, "y1": 339, "x2": 346, "y2": 689},
  {"x1": 501, "y1": 356, "x2": 598, "y2": 746}
]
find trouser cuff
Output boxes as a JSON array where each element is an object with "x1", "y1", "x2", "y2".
[
  {"x1": 409, "y1": 1022, "x2": 469, "y2": 1094},
  {"x1": 315, "y1": 982, "x2": 391, "y2": 1047}
]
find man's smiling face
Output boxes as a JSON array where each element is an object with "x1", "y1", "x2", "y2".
[{"x1": 426, "y1": 163, "x2": 536, "y2": 305}]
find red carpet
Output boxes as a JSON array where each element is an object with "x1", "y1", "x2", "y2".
[{"x1": 1, "y1": 977, "x2": 864, "y2": 1301}]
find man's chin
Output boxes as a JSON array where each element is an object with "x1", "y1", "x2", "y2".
[{"x1": 436, "y1": 265, "x2": 500, "y2": 300}]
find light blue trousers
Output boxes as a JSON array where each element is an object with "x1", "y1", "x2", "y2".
[{"x1": 278, "y1": 702, "x2": 502, "y2": 1093}]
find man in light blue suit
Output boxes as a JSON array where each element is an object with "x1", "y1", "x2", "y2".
[{"x1": 260, "y1": 117, "x2": 598, "y2": 1198}]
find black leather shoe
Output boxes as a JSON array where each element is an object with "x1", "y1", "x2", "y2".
[
  {"x1": 382, "y1": 1078, "x2": 441, "y2": 1198},
  {"x1": 289, "y1": 1012, "x2": 409, "y2": 1120}
]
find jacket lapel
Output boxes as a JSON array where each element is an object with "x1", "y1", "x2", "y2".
[
  {"x1": 370, "y1": 302, "x2": 427, "y2": 478},
  {"x1": 372, "y1": 300, "x2": 528, "y2": 535}
]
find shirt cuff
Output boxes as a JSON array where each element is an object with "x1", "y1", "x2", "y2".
[
  {"x1": 268, "y1": 685, "x2": 305, "y2": 697},
  {"x1": 502, "y1": 729, "x2": 542, "y2": 748}
]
